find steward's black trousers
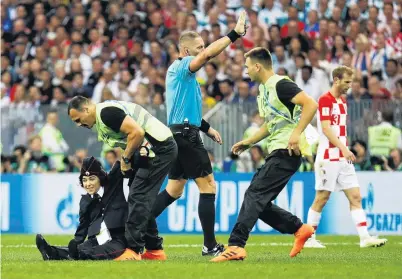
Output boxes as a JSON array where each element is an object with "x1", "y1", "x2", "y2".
[
  {"x1": 125, "y1": 137, "x2": 178, "y2": 253},
  {"x1": 228, "y1": 149, "x2": 304, "y2": 247}
]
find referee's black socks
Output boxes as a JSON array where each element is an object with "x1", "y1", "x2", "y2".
[
  {"x1": 152, "y1": 190, "x2": 177, "y2": 217},
  {"x1": 199, "y1": 193, "x2": 217, "y2": 249}
]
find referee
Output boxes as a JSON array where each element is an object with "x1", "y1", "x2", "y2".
[
  {"x1": 211, "y1": 47, "x2": 318, "y2": 262},
  {"x1": 150, "y1": 11, "x2": 247, "y2": 256},
  {"x1": 68, "y1": 96, "x2": 177, "y2": 261}
]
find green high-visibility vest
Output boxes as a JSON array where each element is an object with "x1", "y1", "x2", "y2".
[
  {"x1": 368, "y1": 124, "x2": 401, "y2": 157},
  {"x1": 257, "y1": 74, "x2": 311, "y2": 155},
  {"x1": 39, "y1": 125, "x2": 67, "y2": 171},
  {"x1": 94, "y1": 101, "x2": 172, "y2": 157}
]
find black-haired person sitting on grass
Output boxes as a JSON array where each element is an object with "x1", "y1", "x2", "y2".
[{"x1": 35, "y1": 156, "x2": 128, "y2": 260}]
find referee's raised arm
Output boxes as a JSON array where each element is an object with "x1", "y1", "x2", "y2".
[{"x1": 188, "y1": 11, "x2": 247, "y2": 73}]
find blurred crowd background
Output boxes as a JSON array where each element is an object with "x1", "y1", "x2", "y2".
[{"x1": 1, "y1": 0, "x2": 402, "y2": 174}]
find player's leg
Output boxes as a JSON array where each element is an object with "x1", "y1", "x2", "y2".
[
  {"x1": 340, "y1": 162, "x2": 387, "y2": 248},
  {"x1": 304, "y1": 190, "x2": 331, "y2": 248},
  {"x1": 304, "y1": 161, "x2": 339, "y2": 248},
  {"x1": 35, "y1": 234, "x2": 71, "y2": 260}
]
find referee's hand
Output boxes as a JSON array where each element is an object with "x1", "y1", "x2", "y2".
[
  {"x1": 207, "y1": 127, "x2": 223, "y2": 145},
  {"x1": 234, "y1": 10, "x2": 248, "y2": 36}
]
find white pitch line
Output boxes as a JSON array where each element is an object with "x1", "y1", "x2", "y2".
[{"x1": 2, "y1": 242, "x2": 401, "y2": 248}]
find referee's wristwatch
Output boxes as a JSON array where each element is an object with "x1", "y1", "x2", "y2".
[{"x1": 122, "y1": 156, "x2": 130, "y2": 165}]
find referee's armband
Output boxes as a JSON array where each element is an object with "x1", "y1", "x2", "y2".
[
  {"x1": 200, "y1": 119, "x2": 210, "y2": 133},
  {"x1": 227, "y1": 30, "x2": 240, "y2": 43}
]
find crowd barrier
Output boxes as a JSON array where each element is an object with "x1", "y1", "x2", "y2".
[{"x1": 1, "y1": 172, "x2": 401, "y2": 235}]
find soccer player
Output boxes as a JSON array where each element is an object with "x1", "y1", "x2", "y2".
[
  {"x1": 151, "y1": 12, "x2": 247, "y2": 256},
  {"x1": 212, "y1": 47, "x2": 318, "y2": 262},
  {"x1": 68, "y1": 96, "x2": 177, "y2": 261},
  {"x1": 36, "y1": 157, "x2": 127, "y2": 260},
  {"x1": 304, "y1": 66, "x2": 387, "y2": 248}
]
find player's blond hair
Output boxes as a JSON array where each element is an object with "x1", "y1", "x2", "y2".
[{"x1": 332, "y1": 66, "x2": 354, "y2": 80}]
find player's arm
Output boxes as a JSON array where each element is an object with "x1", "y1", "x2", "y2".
[
  {"x1": 321, "y1": 120, "x2": 348, "y2": 152},
  {"x1": 291, "y1": 91, "x2": 318, "y2": 135},
  {"x1": 189, "y1": 11, "x2": 247, "y2": 72}
]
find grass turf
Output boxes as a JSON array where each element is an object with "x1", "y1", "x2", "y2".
[{"x1": 1, "y1": 235, "x2": 402, "y2": 279}]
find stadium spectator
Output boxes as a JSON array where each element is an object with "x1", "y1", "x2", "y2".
[
  {"x1": 383, "y1": 59, "x2": 402, "y2": 93},
  {"x1": 207, "y1": 150, "x2": 222, "y2": 173},
  {"x1": 64, "y1": 148, "x2": 88, "y2": 173},
  {"x1": 233, "y1": 80, "x2": 256, "y2": 104},
  {"x1": 18, "y1": 135, "x2": 53, "y2": 173},
  {"x1": 386, "y1": 148, "x2": 402, "y2": 171},
  {"x1": 1, "y1": 0, "x2": 402, "y2": 173},
  {"x1": 8, "y1": 145, "x2": 27, "y2": 173},
  {"x1": 351, "y1": 140, "x2": 373, "y2": 171},
  {"x1": 368, "y1": 110, "x2": 402, "y2": 157},
  {"x1": 347, "y1": 78, "x2": 371, "y2": 102},
  {"x1": 296, "y1": 65, "x2": 322, "y2": 101},
  {"x1": 219, "y1": 79, "x2": 235, "y2": 104},
  {"x1": 394, "y1": 78, "x2": 402, "y2": 100},
  {"x1": 39, "y1": 110, "x2": 69, "y2": 172},
  {"x1": 367, "y1": 76, "x2": 392, "y2": 100},
  {"x1": 249, "y1": 145, "x2": 265, "y2": 170},
  {"x1": 205, "y1": 62, "x2": 223, "y2": 101},
  {"x1": 272, "y1": 44, "x2": 296, "y2": 77},
  {"x1": 103, "y1": 149, "x2": 119, "y2": 172}
]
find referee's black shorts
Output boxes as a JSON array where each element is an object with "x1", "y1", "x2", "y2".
[{"x1": 168, "y1": 126, "x2": 213, "y2": 180}]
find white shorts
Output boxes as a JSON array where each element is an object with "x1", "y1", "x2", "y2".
[{"x1": 314, "y1": 160, "x2": 359, "y2": 192}]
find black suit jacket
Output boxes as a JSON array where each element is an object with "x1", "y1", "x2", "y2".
[{"x1": 74, "y1": 161, "x2": 128, "y2": 243}]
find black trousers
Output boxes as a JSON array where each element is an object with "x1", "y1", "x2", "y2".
[
  {"x1": 125, "y1": 137, "x2": 178, "y2": 253},
  {"x1": 47, "y1": 237, "x2": 126, "y2": 260},
  {"x1": 228, "y1": 149, "x2": 304, "y2": 247}
]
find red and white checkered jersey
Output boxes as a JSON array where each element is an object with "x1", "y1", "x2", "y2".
[
  {"x1": 316, "y1": 92, "x2": 348, "y2": 162},
  {"x1": 386, "y1": 33, "x2": 402, "y2": 59}
]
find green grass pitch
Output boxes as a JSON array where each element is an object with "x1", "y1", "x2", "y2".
[{"x1": 2, "y1": 235, "x2": 402, "y2": 279}]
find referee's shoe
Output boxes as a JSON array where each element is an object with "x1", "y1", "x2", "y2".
[{"x1": 202, "y1": 243, "x2": 225, "y2": 256}]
